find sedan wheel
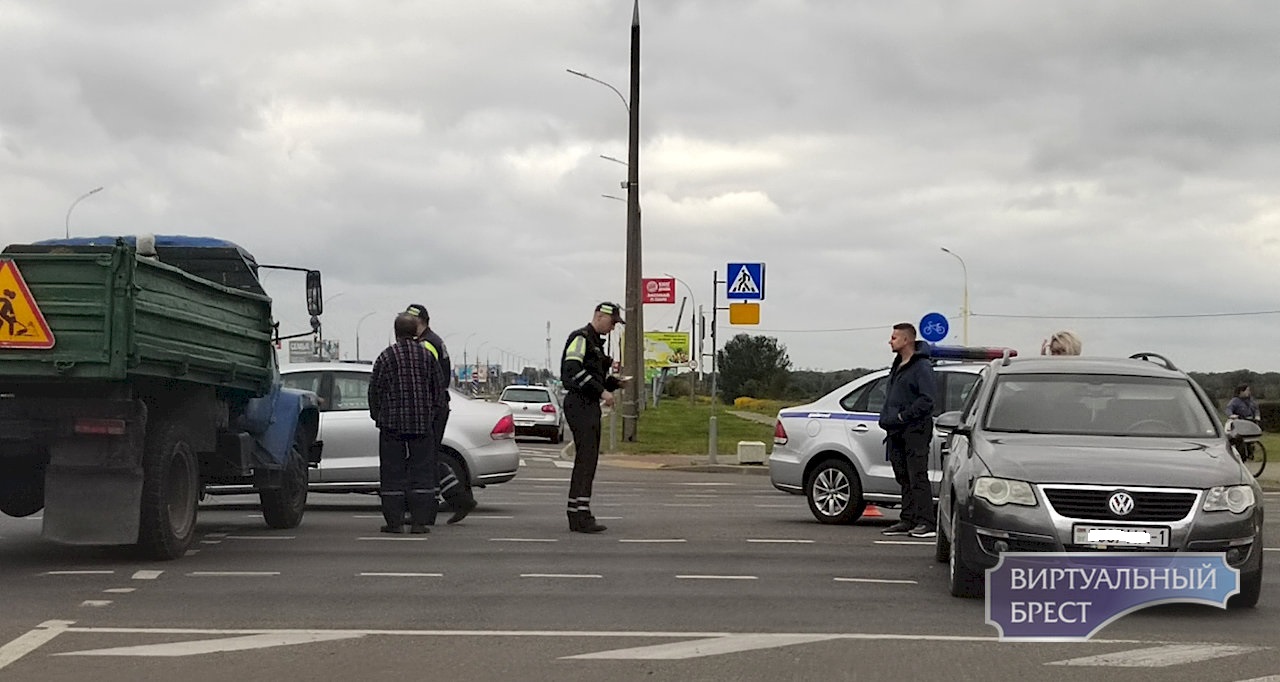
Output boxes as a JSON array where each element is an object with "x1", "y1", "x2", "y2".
[{"x1": 804, "y1": 459, "x2": 866, "y2": 524}]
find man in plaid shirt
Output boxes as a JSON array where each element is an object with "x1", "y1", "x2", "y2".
[{"x1": 368, "y1": 313, "x2": 446, "y2": 534}]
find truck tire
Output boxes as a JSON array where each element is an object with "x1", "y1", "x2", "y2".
[
  {"x1": 138, "y1": 420, "x2": 200, "y2": 560},
  {"x1": 0, "y1": 462, "x2": 45, "y2": 518},
  {"x1": 260, "y1": 447, "x2": 308, "y2": 529}
]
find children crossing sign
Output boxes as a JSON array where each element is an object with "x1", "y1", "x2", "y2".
[
  {"x1": 0, "y1": 260, "x2": 55, "y2": 349},
  {"x1": 726, "y1": 262, "x2": 765, "y2": 301}
]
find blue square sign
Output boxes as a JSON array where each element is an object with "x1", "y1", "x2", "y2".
[{"x1": 727, "y1": 262, "x2": 765, "y2": 301}]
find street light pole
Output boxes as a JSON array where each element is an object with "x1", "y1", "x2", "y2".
[
  {"x1": 65, "y1": 186, "x2": 103, "y2": 239},
  {"x1": 940, "y1": 247, "x2": 970, "y2": 345},
  {"x1": 355, "y1": 311, "x2": 377, "y2": 361}
]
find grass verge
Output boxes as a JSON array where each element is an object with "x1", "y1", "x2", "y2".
[{"x1": 608, "y1": 399, "x2": 776, "y2": 455}]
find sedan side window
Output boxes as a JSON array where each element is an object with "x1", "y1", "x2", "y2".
[
  {"x1": 331, "y1": 373, "x2": 371, "y2": 411},
  {"x1": 944, "y1": 373, "x2": 980, "y2": 413},
  {"x1": 840, "y1": 377, "x2": 887, "y2": 413},
  {"x1": 959, "y1": 375, "x2": 987, "y2": 422}
]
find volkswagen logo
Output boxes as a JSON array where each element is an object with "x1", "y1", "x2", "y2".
[{"x1": 1108, "y1": 491, "x2": 1135, "y2": 517}]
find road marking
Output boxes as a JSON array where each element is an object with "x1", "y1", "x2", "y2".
[
  {"x1": 677, "y1": 575, "x2": 758, "y2": 581},
  {"x1": 516, "y1": 492, "x2": 560, "y2": 496},
  {"x1": 521, "y1": 477, "x2": 570, "y2": 482},
  {"x1": 354, "y1": 515, "x2": 386, "y2": 519},
  {"x1": 359, "y1": 573, "x2": 443, "y2": 578},
  {"x1": 1264, "y1": 548, "x2": 1279, "y2": 552},
  {"x1": 553, "y1": 461, "x2": 573, "y2": 469},
  {"x1": 520, "y1": 574, "x2": 603, "y2": 579},
  {"x1": 0, "y1": 621, "x2": 73, "y2": 671},
  {"x1": 754, "y1": 504, "x2": 798, "y2": 508},
  {"x1": 471, "y1": 515, "x2": 515, "y2": 520},
  {"x1": 356, "y1": 537, "x2": 429, "y2": 542},
  {"x1": 565, "y1": 633, "x2": 843, "y2": 660},
  {"x1": 1232, "y1": 677, "x2": 1280, "y2": 682},
  {"x1": 45, "y1": 571, "x2": 114, "y2": 576},
  {"x1": 80, "y1": 601, "x2": 112, "y2": 608},
  {"x1": 201, "y1": 540, "x2": 222, "y2": 545},
  {"x1": 185, "y1": 550, "x2": 199, "y2": 556},
  {"x1": 58, "y1": 632, "x2": 364, "y2": 657},
  {"x1": 490, "y1": 538, "x2": 557, "y2": 543},
  {"x1": 224, "y1": 536, "x2": 295, "y2": 540},
  {"x1": 662, "y1": 504, "x2": 713, "y2": 508},
  {"x1": 619, "y1": 539, "x2": 686, "y2": 544},
  {"x1": 596, "y1": 516, "x2": 623, "y2": 520},
  {"x1": 747, "y1": 539, "x2": 814, "y2": 544},
  {"x1": 205, "y1": 532, "x2": 228, "y2": 538},
  {"x1": 132, "y1": 570, "x2": 164, "y2": 580},
  {"x1": 104, "y1": 588, "x2": 136, "y2": 594},
  {"x1": 188, "y1": 572, "x2": 281, "y2": 577},
  {"x1": 675, "y1": 494, "x2": 721, "y2": 498},
  {"x1": 834, "y1": 578, "x2": 918, "y2": 585},
  {"x1": 874, "y1": 540, "x2": 933, "y2": 546},
  {"x1": 676, "y1": 483, "x2": 737, "y2": 487},
  {"x1": 1047, "y1": 644, "x2": 1265, "y2": 667}
]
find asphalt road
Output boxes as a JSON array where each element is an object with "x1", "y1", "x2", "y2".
[{"x1": 1, "y1": 440, "x2": 1278, "y2": 681}]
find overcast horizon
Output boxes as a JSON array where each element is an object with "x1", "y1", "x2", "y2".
[{"x1": 3, "y1": 1, "x2": 1278, "y2": 375}]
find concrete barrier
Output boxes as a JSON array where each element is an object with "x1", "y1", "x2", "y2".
[{"x1": 736, "y1": 441, "x2": 767, "y2": 465}]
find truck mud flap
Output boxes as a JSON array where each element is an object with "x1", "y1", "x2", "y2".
[{"x1": 43, "y1": 468, "x2": 143, "y2": 545}]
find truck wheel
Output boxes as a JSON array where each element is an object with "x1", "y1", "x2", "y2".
[
  {"x1": 138, "y1": 421, "x2": 200, "y2": 560},
  {"x1": 260, "y1": 447, "x2": 308, "y2": 529},
  {"x1": 0, "y1": 462, "x2": 45, "y2": 518}
]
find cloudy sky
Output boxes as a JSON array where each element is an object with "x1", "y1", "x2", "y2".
[{"x1": 3, "y1": 0, "x2": 1278, "y2": 375}]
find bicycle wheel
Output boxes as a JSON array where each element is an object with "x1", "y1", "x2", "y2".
[{"x1": 1238, "y1": 441, "x2": 1267, "y2": 478}]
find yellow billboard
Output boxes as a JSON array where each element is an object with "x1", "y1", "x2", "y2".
[{"x1": 644, "y1": 331, "x2": 691, "y2": 371}]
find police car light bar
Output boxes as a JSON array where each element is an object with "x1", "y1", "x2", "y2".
[{"x1": 929, "y1": 344, "x2": 1018, "y2": 362}]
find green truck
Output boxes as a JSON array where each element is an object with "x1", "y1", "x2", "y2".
[{"x1": 0, "y1": 235, "x2": 324, "y2": 559}]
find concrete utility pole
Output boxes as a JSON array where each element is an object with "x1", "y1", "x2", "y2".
[{"x1": 621, "y1": 0, "x2": 644, "y2": 441}]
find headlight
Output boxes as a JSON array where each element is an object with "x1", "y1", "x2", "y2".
[
  {"x1": 974, "y1": 477, "x2": 1037, "y2": 507},
  {"x1": 1202, "y1": 485, "x2": 1255, "y2": 514}
]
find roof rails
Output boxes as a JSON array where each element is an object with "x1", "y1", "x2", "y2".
[{"x1": 1129, "y1": 352, "x2": 1179, "y2": 372}]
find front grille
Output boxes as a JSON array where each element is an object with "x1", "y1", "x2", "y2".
[{"x1": 1043, "y1": 488, "x2": 1196, "y2": 522}]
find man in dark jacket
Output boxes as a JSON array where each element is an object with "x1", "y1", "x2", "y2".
[
  {"x1": 878, "y1": 323, "x2": 938, "y2": 539},
  {"x1": 405, "y1": 303, "x2": 476, "y2": 524},
  {"x1": 560, "y1": 302, "x2": 628, "y2": 533},
  {"x1": 368, "y1": 313, "x2": 446, "y2": 534}
]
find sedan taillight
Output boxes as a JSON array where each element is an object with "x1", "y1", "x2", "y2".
[
  {"x1": 491, "y1": 414, "x2": 515, "y2": 440},
  {"x1": 773, "y1": 419, "x2": 788, "y2": 445}
]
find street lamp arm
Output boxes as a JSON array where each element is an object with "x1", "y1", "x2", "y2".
[
  {"x1": 65, "y1": 186, "x2": 104, "y2": 239},
  {"x1": 566, "y1": 68, "x2": 630, "y2": 115},
  {"x1": 939, "y1": 247, "x2": 970, "y2": 345}
]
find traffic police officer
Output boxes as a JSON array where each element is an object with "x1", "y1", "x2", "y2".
[
  {"x1": 560, "y1": 302, "x2": 627, "y2": 533},
  {"x1": 404, "y1": 303, "x2": 477, "y2": 524}
]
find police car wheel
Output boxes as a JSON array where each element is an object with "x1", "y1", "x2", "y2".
[{"x1": 804, "y1": 458, "x2": 866, "y2": 524}]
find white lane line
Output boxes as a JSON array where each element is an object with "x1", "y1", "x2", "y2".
[
  {"x1": 521, "y1": 574, "x2": 603, "y2": 579},
  {"x1": 57, "y1": 632, "x2": 363, "y2": 657},
  {"x1": 873, "y1": 540, "x2": 933, "y2": 546},
  {"x1": 661, "y1": 504, "x2": 713, "y2": 508},
  {"x1": 754, "y1": 504, "x2": 798, "y2": 508},
  {"x1": 747, "y1": 539, "x2": 814, "y2": 544},
  {"x1": 596, "y1": 516, "x2": 623, "y2": 520},
  {"x1": 201, "y1": 541, "x2": 222, "y2": 545},
  {"x1": 471, "y1": 515, "x2": 515, "y2": 520},
  {"x1": 834, "y1": 578, "x2": 918, "y2": 585},
  {"x1": 674, "y1": 494, "x2": 721, "y2": 498},
  {"x1": 676, "y1": 575, "x2": 758, "y2": 581},
  {"x1": 619, "y1": 539, "x2": 686, "y2": 544},
  {"x1": 566, "y1": 633, "x2": 843, "y2": 660},
  {"x1": 521, "y1": 478, "x2": 570, "y2": 482},
  {"x1": 359, "y1": 573, "x2": 443, "y2": 578},
  {"x1": 224, "y1": 536, "x2": 295, "y2": 540},
  {"x1": 103, "y1": 588, "x2": 136, "y2": 594},
  {"x1": 44, "y1": 571, "x2": 114, "y2": 576},
  {"x1": 1232, "y1": 676, "x2": 1280, "y2": 682},
  {"x1": 187, "y1": 572, "x2": 281, "y2": 577},
  {"x1": 132, "y1": 570, "x2": 164, "y2": 580},
  {"x1": 0, "y1": 621, "x2": 73, "y2": 671},
  {"x1": 553, "y1": 461, "x2": 573, "y2": 469},
  {"x1": 490, "y1": 538, "x2": 558, "y2": 543},
  {"x1": 354, "y1": 515, "x2": 386, "y2": 519},
  {"x1": 80, "y1": 601, "x2": 112, "y2": 608},
  {"x1": 516, "y1": 492, "x2": 560, "y2": 496},
  {"x1": 185, "y1": 550, "x2": 199, "y2": 556},
  {"x1": 1263, "y1": 548, "x2": 1279, "y2": 552},
  {"x1": 1047, "y1": 644, "x2": 1265, "y2": 667},
  {"x1": 356, "y1": 537, "x2": 429, "y2": 542},
  {"x1": 675, "y1": 483, "x2": 737, "y2": 487}
]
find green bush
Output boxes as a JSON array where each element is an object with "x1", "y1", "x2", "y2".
[{"x1": 1259, "y1": 400, "x2": 1280, "y2": 432}]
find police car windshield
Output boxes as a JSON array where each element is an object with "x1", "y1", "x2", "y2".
[{"x1": 982, "y1": 374, "x2": 1219, "y2": 438}]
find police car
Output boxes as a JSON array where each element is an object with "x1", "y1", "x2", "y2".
[{"x1": 768, "y1": 346, "x2": 1013, "y2": 524}]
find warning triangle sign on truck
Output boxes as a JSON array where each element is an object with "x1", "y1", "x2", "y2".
[{"x1": 0, "y1": 259, "x2": 55, "y2": 349}]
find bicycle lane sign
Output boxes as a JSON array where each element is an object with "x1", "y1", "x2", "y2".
[{"x1": 919, "y1": 312, "x2": 949, "y2": 342}]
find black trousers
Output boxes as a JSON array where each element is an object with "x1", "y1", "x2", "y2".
[
  {"x1": 564, "y1": 392, "x2": 602, "y2": 516},
  {"x1": 433, "y1": 407, "x2": 473, "y2": 507},
  {"x1": 886, "y1": 427, "x2": 933, "y2": 527},
  {"x1": 378, "y1": 427, "x2": 438, "y2": 526}
]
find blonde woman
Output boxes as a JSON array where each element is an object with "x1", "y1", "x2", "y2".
[{"x1": 1041, "y1": 330, "x2": 1082, "y2": 356}]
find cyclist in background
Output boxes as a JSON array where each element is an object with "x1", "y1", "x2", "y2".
[{"x1": 1227, "y1": 384, "x2": 1261, "y2": 423}]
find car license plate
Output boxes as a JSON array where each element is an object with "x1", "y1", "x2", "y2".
[
  {"x1": 1072, "y1": 525, "x2": 1170, "y2": 548},
  {"x1": 515, "y1": 420, "x2": 534, "y2": 427}
]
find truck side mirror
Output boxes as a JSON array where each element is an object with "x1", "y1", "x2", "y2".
[{"x1": 306, "y1": 270, "x2": 323, "y2": 316}]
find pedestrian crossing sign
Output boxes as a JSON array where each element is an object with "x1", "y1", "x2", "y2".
[
  {"x1": 0, "y1": 260, "x2": 55, "y2": 349},
  {"x1": 726, "y1": 262, "x2": 765, "y2": 301}
]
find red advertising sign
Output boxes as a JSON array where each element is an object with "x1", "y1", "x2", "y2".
[{"x1": 642, "y1": 277, "x2": 677, "y2": 304}]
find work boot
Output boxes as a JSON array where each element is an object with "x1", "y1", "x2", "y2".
[
  {"x1": 447, "y1": 497, "x2": 478, "y2": 525},
  {"x1": 575, "y1": 513, "x2": 607, "y2": 534}
]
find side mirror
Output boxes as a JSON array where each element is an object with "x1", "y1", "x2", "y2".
[
  {"x1": 306, "y1": 270, "x2": 323, "y2": 316},
  {"x1": 1228, "y1": 419, "x2": 1262, "y2": 439},
  {"x1": 936, "y1": 411, "x2": 968, "y2": 435}
]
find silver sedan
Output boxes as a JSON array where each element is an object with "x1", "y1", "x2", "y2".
[{"x1": 280, "y1": 362, "x2": 520, "y2": 499}]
